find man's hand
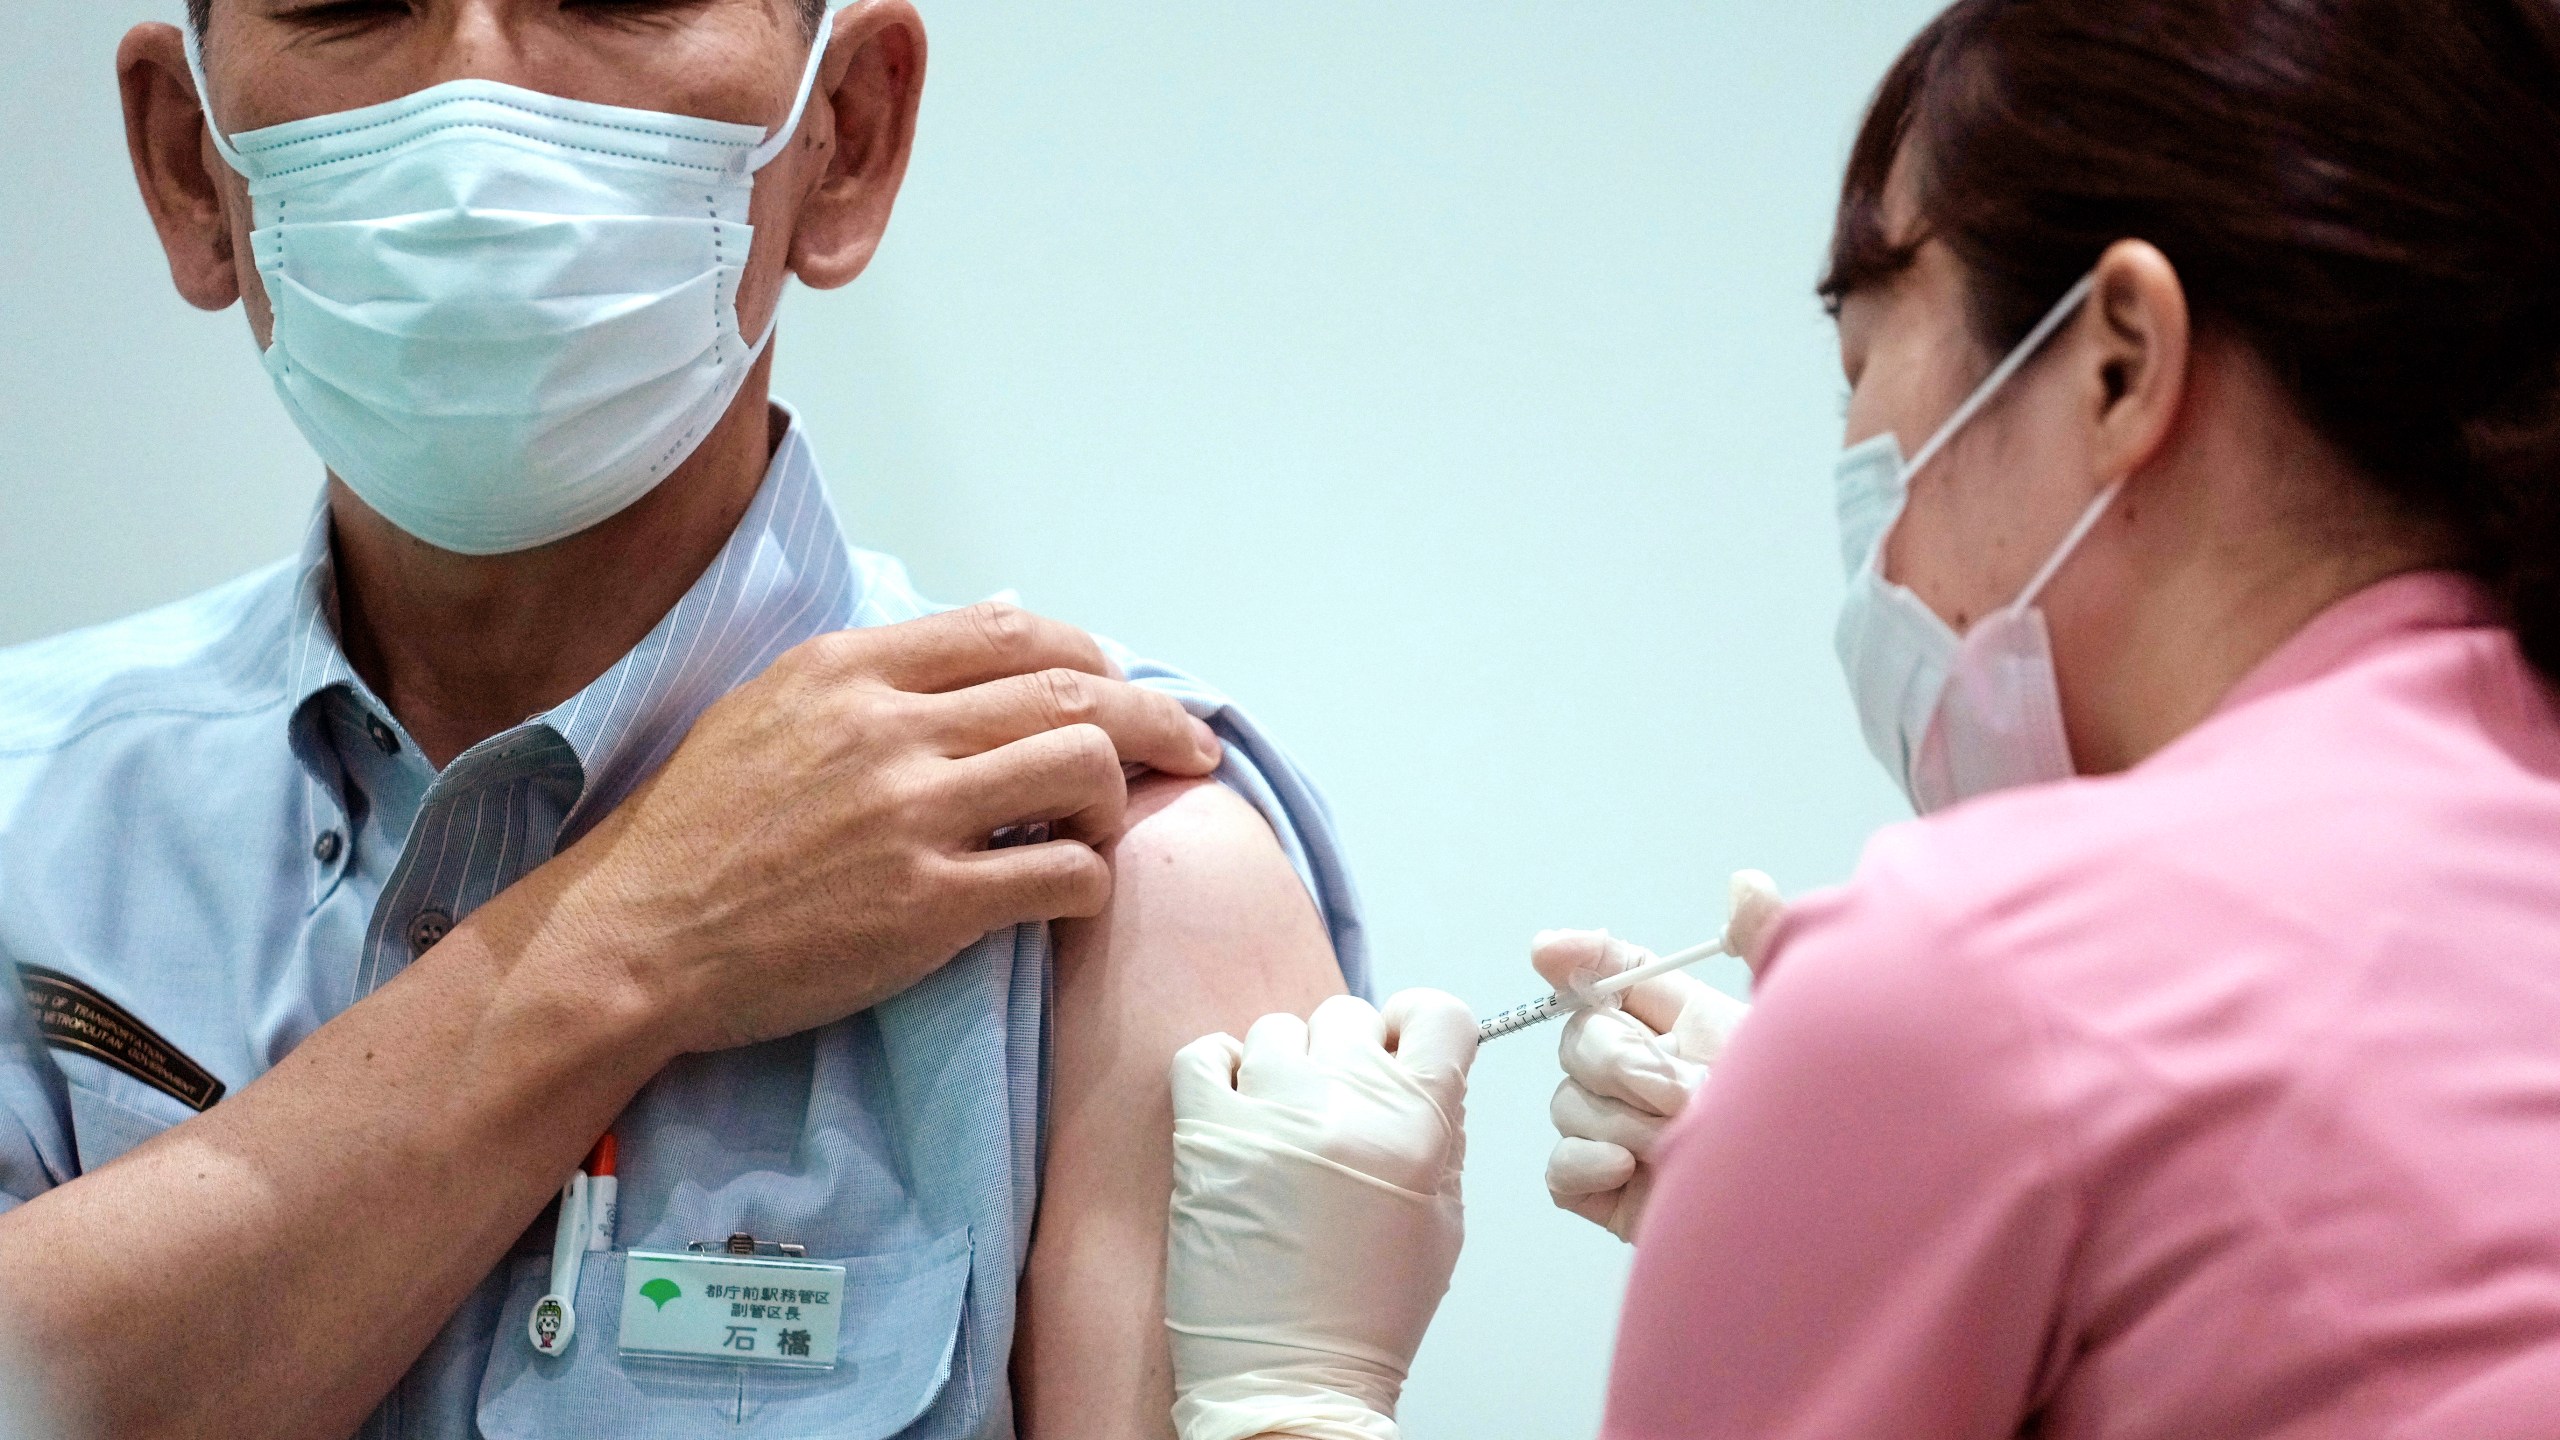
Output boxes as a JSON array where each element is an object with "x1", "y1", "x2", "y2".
[
  {"x1": 0, "y1": 602, "x2": 1221, "y2": 1440},
  {"x1": 541, "y1": 602, "x2": 1227, "y2": 1056}
]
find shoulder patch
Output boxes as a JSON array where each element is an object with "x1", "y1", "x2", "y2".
[{"x1": 18, "y1": 967, "x2": 227, "y2": 1111}]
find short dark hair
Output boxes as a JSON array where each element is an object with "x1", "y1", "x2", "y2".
[
  {"x1": 1827, "y1": 0, "x2": 2560, "y2": 685},
  {"x1": 188, "y1": 0, "x2": 829, "y2": 42}
]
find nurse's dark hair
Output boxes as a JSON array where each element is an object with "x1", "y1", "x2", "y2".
[{"x1": 1825, "y1": 0, "x2": 2560, "y2": 685}]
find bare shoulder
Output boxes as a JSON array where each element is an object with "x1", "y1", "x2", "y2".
[
  {"x1": 1014, "y1": 775, "x2": 1340, "y2": 1438},
  {"x1": 1112, "y1": 774, "x2": 1289, "y2": 874},
  {"x1": 1068, "y1": 775, "x2": 1335, "y2": 985}
]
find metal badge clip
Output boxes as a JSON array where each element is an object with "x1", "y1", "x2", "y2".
[{"x1": 688, "y1": 1233, "x2": 806, "y2": 1258}]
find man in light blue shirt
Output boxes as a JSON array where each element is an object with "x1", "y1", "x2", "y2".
[{"x1": 0, "y1": 3, "x2": 1360, "y2": 1436}]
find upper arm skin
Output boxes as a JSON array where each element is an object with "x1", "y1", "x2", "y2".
[{"x1": 1012, "y1": 775, "x2": 1346, "y2": 1440}]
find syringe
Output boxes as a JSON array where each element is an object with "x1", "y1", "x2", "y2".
[{"x1": 1476, "y1": 870, "x2": 1783, "y2": 1045}]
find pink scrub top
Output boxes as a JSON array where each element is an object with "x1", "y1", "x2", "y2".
[{"x1": 1605, "y1": 572, "x2": 2560, "y2": 1439}]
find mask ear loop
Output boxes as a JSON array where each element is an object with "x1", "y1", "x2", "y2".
[
  {"x1": 737, "y1": 2, "x2": 852, "y2": 354},
  {"x1": 1900, "y1": 271, "x2": 2099, "y2": 484},
  {"x1": 743, "y1": 2, "x2": 851, "y2": 176},
  {"x1": 2009, "y1": 477, "x2": 2125, "y2": 613},
  {"x1": 1966, "y1": 273, "x2": 2119, "y2": 615},
  {"x1": 182, "y1": 26, "x2": 252, "y2": 178},
  {"x1": 1865, "y1": 270, "x2": 2100, "y2": 600}
]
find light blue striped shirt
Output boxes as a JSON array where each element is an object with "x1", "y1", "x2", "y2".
[{"x1": 0, "y1": 409, "x2": 1367, "y2": 1439}]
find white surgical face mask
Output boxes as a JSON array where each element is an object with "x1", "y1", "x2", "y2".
[
  {"x1": 186, "y1": 11, "x2": 841, "y2": 555},
  {"x1": 1833, "y1": 272, "x2": 2120, "y2": 814}
]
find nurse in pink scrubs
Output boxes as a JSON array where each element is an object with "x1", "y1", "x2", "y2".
[{"x1": 1158, "y1": 1, "x2": 2560, "y2": 1437}]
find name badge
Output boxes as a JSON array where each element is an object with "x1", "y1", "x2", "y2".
[{"x1": 618, "y1": 1251, "x2": 846, "y2": 1369}]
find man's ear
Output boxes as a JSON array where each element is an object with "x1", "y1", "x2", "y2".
[
  {"x1": 2086, "y1": 239, "x2": 2192, "y2": 486},
  {"x1": 118, "y1": 23, "x2": 241, "y2": 313},
  {"x1": 788, "y1": 1, "x2": 927, "y2": 291}
]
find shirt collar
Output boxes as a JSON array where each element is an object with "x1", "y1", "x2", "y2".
[
  {"x1": 2213, "y1": 568, "x2": 2500, "y2": 718},
  {"x1": 283, "y1": 504, "x2": 364, "y2": 712},
  {"x1": 545, "y1": 408, "x2": 859, "y2": 833},
  {"x1": 280, "y1": 404, "x2": 861, "y2": 831}
]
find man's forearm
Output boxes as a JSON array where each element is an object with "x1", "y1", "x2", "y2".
[{"x1": 0, "y1": 872, "x2": 675, "y2": 1440}]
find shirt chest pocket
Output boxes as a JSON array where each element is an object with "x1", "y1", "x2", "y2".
[
  {"x1": 64, "y1": 1080, "x2": 192, "y2": 1173},
  {"x1": 474, "y1": 1230, "x2": 973, "y2": 1439}
]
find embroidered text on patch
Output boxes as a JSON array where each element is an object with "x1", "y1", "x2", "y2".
[{"x1": 18, "y1": 966, "x2": 227, "y2": 1111}]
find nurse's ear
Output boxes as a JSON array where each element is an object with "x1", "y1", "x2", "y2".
[
  {"x1": 2084, "y1": 240, "x2": 2193, "y2": 488},
  {"x1": 786, "y1": 2, "x2": 928, "y2": 291},
  {"x1": 118, "y1": 23, "x2": 243, "y2": 314}
]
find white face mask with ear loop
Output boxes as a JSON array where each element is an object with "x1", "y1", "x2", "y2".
[
  {"x1": 184, "y1": 6, "x2": 846, "y2": 556},
  {"x1": 1832, "y1": 271, "x2": 2122, "y2": 814}
]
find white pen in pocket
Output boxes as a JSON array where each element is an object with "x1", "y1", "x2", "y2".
[
  {"x1": 529, "y1": 1133, "x2": 617, "y2": 1356},
  {"x1": 1476, "y1": 870, "x2": 1784, "y2": 1044},
  {"x1": 529, "y1": 1170, "x2": 586, "y2": 1357}
]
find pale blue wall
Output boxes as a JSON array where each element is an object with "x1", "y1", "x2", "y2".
[{"x1": 0, "y1": 4, "x2": 1944, "y2": 1434}]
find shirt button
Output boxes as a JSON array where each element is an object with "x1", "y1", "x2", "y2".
[
  {"x1": 365, "y1": 715, "x2": 400, "y2": 756},
  {"x1": 313, "y1": 830, "x2": 344, "y2": 865},
  {"x1": 407, "y1": 908, "x2": 452, "y2": 955}
]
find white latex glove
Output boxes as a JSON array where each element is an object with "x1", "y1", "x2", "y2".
[
  {"x1": 1533, "y1": 926, "x2": 1762, "y2": 1243},
  {"x1": 1165, "y1": 990, "x2": 1478, "y2": 1440}
]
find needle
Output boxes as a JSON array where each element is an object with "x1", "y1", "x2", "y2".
[{"x1": 1476, "y1": 869, "x2": 1783, "y2": 1044}]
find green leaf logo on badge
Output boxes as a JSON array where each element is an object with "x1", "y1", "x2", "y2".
[{"x1": 640, "y1": 1278, "x2": 681, "y2": 1311}]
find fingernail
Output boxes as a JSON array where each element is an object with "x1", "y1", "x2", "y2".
[{"x1": 1191, "y1": 719, "x2": 1222, "y2": 764}]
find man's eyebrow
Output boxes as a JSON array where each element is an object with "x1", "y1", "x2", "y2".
[{"x1": 265, "y1": 0, "x2": 413, "y2": 23}]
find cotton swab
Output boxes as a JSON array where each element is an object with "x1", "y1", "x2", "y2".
[{"x1": 1476, "y1": 870, "x2": 1784, "y2": 1044}]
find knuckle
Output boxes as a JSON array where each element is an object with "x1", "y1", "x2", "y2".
[
  {"x1": 1546, "y1": 1153, "x2": 1593, "y2": 1199},
  {"x1": 1549, "y1": 1077, "x2": 1583, "y2": 1127},
  {"x1": 902, "y1": 872, "x2": 949, "y2": 934},
  {"x1": 965, "y1": 601, "x2": 1035, "y2": 656},
  {"x1": 850, "y1": 686, "x2": 930, "y2": 750},
  {"x1": 868, "y1": 688, "x2": 926, "y2": 737},
  {"x1": 1060, "y1": 722, "x2": 1120, "y2": 774},
  {"x1": 914, "y1": 861, "x2": 984, "y2": 939},
  {"x1": 1036, "y1": 668, "x2": 1100, "y2": 727},
  {"x1": 800, "y1": 628, "x2": 867, "y2": 677},
  {"x1": 1140, "y1": 688, "x2": 1193, "y2": 730},
  {"x1": 877, "y1": 760, "x2": 945, "y2": 834},
  {"x1": 1056, "y1": 847, "x2": 1114, "y2": 914},
  {"x1": 1554, "y1": 1050, "x2": 1590, "y2": 1091},
  {"x1": 814, "y1": 671, "x2": 877, "y2": 726}
]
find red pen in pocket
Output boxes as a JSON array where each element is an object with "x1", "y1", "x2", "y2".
[{"x1": 584, "y1": 1132, "x2": 618, "y2": 1253}]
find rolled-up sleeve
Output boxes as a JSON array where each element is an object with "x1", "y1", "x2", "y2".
[{"x1": 1601, "y1": 863, "x2": 2079, "y2": 1440}]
